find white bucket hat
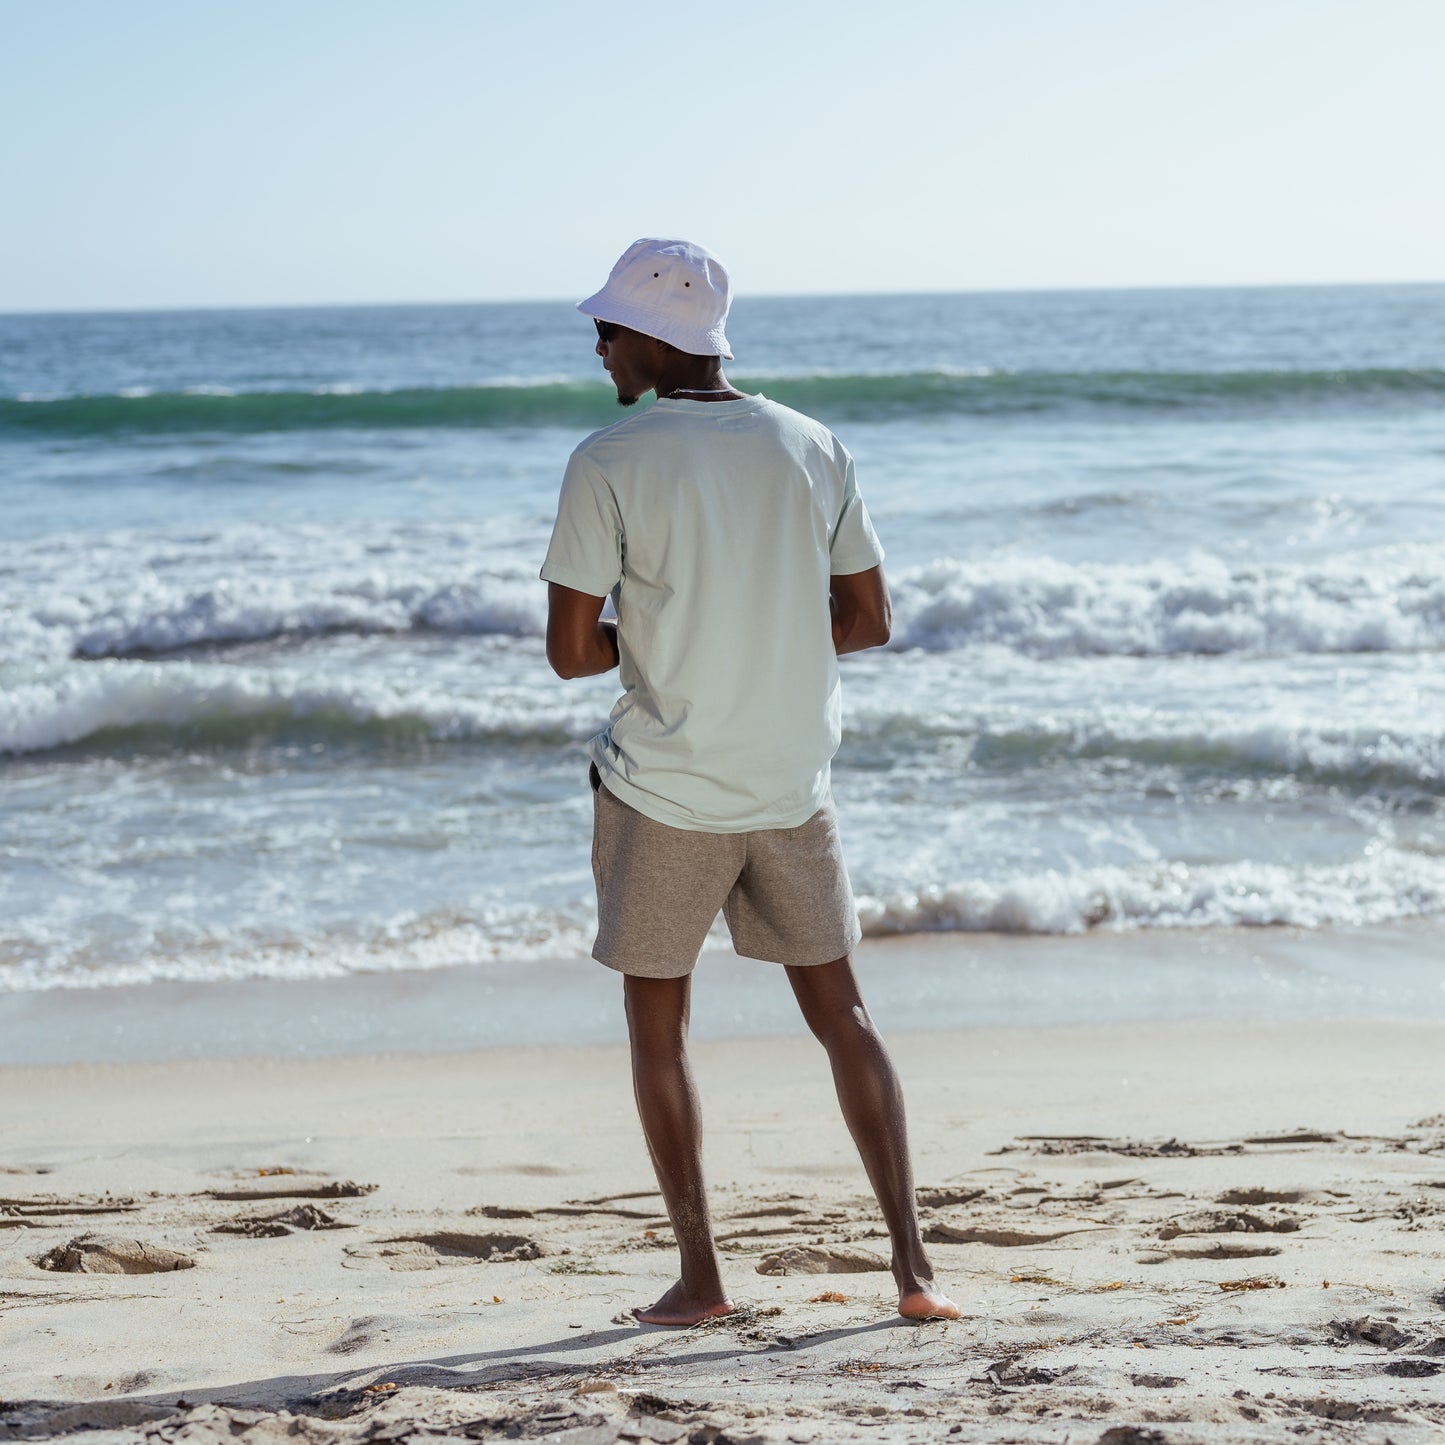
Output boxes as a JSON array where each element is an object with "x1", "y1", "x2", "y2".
[{"x1": 577, "y1": 238, "x2": 734, "y2": 359}]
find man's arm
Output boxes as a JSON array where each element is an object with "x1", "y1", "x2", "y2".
[
  {"x1": 546, "y1": 582, "x2": 619, "y2": 679},
  {"x1": 830, "y1": 564, "x2": 892, "y2": 655}
]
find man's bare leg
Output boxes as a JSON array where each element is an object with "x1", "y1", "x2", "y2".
[
  {"x1": 622, "y1": 972, "x2": 734, "y2": 1325},
  {"x1": 785, "y1": 955, "x2": 961, "y2": 1321}
]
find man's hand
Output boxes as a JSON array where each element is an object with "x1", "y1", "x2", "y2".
[
  {"x1": 830, "y1": 565, "x2": 892, "y2": 655},
  {"x1": 546, "y1": 582, "x2": 620, "y2": 678}
]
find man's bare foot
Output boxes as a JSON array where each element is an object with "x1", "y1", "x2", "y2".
[
  {"x1": 898, "y1": 1280, "x2": 961, "y2": 1321},
  {"x1": 633, "y1": 1279, "x2": 735, "y2": 1327}
]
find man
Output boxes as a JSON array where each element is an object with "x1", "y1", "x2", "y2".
[{"x1": 541, "y1": 238, "x2": 958, "y2": 1327}]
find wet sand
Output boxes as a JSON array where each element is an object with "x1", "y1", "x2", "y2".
[
  {"x1": 4, "y1": 1001, "x2": 1445, "y2": 1442},
  {"x1": 3, "y1": 919, "x2": 1442, "y2": 1066}
]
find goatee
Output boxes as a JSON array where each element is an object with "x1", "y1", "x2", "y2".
[{"x1": 616, "y1": 393, "x2": 640, "y2": 408}]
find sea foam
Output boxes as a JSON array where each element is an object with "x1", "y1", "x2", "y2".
[
  {"x1": 0, "y1": 902, "x2": 599, "y2": 994},
  {"x1": 5, "y1": 526, "x2": 1442, "y2": 665},
  {"x1": 6, "y1": 848, "x2": 1442, "y2": 996},
  {"x1": 856, "y1": 850, "x2": 1445, "y2": 936},
  {"x1": 5, "y1": 655, "x2": 1443, "y2": 797},
  {"x1": 68, "y1": 574, "x2": 545, "y2": 659},
  {"x1": 0, "y1": 521, "x2": 550, "y2": 664},
  {"x1": 0, "y1": 660, "x2": 602, "y2": 756},
  {"x1": 889, "y1": 548, "x2": 1445, "y2": 657}
]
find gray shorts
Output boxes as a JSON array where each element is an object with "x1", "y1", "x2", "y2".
[{"x1": 589, "y1": 764, "x2": 862, "y2": 979}]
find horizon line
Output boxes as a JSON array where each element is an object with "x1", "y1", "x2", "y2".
[{"x1": 5, "y1": 276, "x2": 1444, "y2": 320}]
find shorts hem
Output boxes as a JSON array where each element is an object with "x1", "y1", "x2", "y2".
[
  {"x1": 730, "y1": 931, "x2": 862, "y2": 968},
  {"x1": 592, "y1": 948, "x2": 697, "y2": 980}
]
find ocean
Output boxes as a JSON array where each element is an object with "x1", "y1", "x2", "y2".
[{"x1": 2, "y1": 284, "x2": 1443, "y2": 1013}]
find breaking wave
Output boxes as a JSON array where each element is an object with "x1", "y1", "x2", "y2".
[
  {"x1": 6, "y1": 849, "x2": 1443, "y2": 995},
  {"x1": 856, "y1": 851, "x2": 1445, "y2": 935},
  {"x1": 889, "y1": 549, "x2": 1445, "y2": 657},
  {"x1": 6, "y1": 660, "x2": 1443, "y2": 799},
  {"x1": 0, "y1": 903, "x2": 599, "y2": 994},
  {"x1": 0, "y1": 661, "x2": 596, "y2": 756},
  {"x1": 5, "y1": 542, "x2": 1442, "y2": 665},
  {"x1": 57, "y1": 576, "x2": 543, "y2": 661},
  {"x1": 5, "y1": 365, "x2": 1443, "y2": 436}
]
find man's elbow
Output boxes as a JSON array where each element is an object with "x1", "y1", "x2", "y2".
[
  {"x1": 838, "y1": 616, "x2": 891, "y2": 655},
  {"x1": 546, "y1": 639, "x2": 582, "y2": 680},
  {"x1": 865, "y1": 603, "x2": 892, "y2": 648}
]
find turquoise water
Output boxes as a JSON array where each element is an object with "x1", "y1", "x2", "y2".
[{"x1": 2, "y1": 285, "x2": 1443, "y2": 997}]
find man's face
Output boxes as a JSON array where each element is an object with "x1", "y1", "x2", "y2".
[{"x1": 595, "y1": 320, "x2": 655, "y2": 408}]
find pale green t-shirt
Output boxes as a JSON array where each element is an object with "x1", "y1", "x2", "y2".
[{"x1": 540, "y1": 394, "x2": 884, "y2": 832}]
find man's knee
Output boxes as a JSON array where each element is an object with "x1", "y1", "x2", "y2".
[
  {"x1": 788, "y1": 956, "x2": 872, "y2": 1043},
  {"x1": 807, "y1": 999, "x2": 875, "y2": 1050},
  {"x1": 623, "y1": 973, "x2": 691, "y2": 1046}
]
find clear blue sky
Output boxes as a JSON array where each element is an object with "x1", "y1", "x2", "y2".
[{"x1": 4, "y1": 0, "x2": 1442, "y2": 311}]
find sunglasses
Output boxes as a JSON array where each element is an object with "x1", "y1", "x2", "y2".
[{"x1": 594, "y1": 319, "x2": 622, "y2": 343}]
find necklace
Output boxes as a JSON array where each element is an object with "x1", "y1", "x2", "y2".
[{"x1": 664, "y1": 386, "x2": 737, "y2": 397}]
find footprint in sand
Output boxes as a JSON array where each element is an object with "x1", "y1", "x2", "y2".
[
  {"x1": 1, "y1": 1195, "x2": 139, "y2": 1226},
  {"x1": 342, "y1": 1231, "x2": 545, "y2": 1271},
  {"x1": 755, "y1": 1244, "x2": 890, "y2": 1276},
  {"x1": 724, "y1": 1202, "x2": 813, "y2": 1221},
  {"x1": 1327, "y1": 1316, "x2": 1445, "y2": 1356},
  {"x1": 916, "y1": 1186, "x2": 990, "y2": 1208},
  {"x1": 568, "y1": 1190, "x2": 662, "y2": 1206},
  {"x1": 1137, "y1": 1240, "x2": 1285, "y2": 1263},
  {"x1": 978, "y1": 1360, "x2": 1077, "y2": 1387},
  {"x1": 204, "y1": 1180, "x2": 376, "y2": 1202},
  {"x1": 213, "y1": 1205, "x2": 354, "y2": 1238},
  {"x1": 1260, "y1": 1359, "x2": 1444, "y2": 1379},
  {"x1": 326, "y1": 1314, "x2": 398, "y2": 1355},
  {"x1": 36, "y1": 1234, "x2": 195, "y2": 1274},
  {"x1": 1215, "y1": 1187, "x2": 1315, "y2": 1205},
  {"x1": 714, "y1": 1201, "x2": 848, "y2": 1243},
  {"x1": 1001, "y1": 1135, "x2": 1247, "y2": 1158},
  {"x1": 923, "y1": 1221, "x2": 1102, "y2": 1247},
  {"x1": 1329, "y1": 1315, "x2": 1415, "y2": 1349},
  {"x1": 1157, "y1": 1208, "x2": 1301, "y2": 1239},
  {"x1": 467, "y1": 1199, "x2": 666, "y2": 1227}
]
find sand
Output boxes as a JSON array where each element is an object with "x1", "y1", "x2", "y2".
[{"x1": 3, "y1": 986, "x2": 1445, "y2": 1441}]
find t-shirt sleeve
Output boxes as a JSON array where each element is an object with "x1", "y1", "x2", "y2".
[
  {"x1": 828, "y1": 452, "x2": 886, "y2": 576},
  {"x1": 539, "y1": 449, "x2": 623, "y2": 596}
]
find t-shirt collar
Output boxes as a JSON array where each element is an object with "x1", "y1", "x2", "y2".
[{"x1": 651, "y1": 392, "x2": 766, "y2": 412}]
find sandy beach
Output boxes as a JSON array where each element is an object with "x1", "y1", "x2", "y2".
[
  {"x1": 4, "y1": 932, "x2": 1445, "y2": 1444},
  {"x1": 7, "y1": 6, "x2": 1445, "y2": 1439}
]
